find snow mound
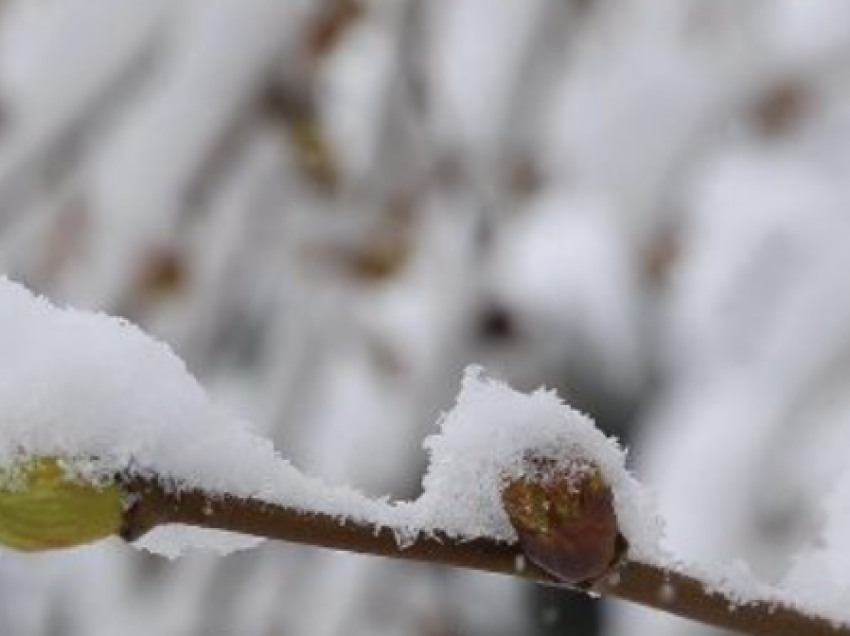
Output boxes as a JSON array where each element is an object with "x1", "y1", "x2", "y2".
[
  {"x1": 406, "y1": 367, "x2": 663, "y2": 557},
  {"x1": 0, "y1": 277, "x2": 384, "y2": 555}
]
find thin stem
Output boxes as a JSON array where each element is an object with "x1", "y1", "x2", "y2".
[{"x1": 122, "y1": 479, "x2": 848, "y2": 636}]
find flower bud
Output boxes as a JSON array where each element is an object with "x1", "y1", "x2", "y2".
[
  {"x1": 0, "y1": 458, "x2": 124, "y2": 551},
  {"x1": 502, "y1": 455, "x2": 623, "y2": 585}
]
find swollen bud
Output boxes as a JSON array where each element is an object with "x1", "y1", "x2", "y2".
[
  {"x1": 502, "y1": 455, "x2": 623, "y2": 585},
  {"x1": 0, "y1": 458, "x2": 124, "y2": 552}
]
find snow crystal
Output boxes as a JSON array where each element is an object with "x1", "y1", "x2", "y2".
[{"x1": 0, "y1": 277, "x2": 662, "y2": 558}]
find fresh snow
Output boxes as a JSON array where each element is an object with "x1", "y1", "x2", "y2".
[
  {"x1": 2, "y1": 276, "x2": 849, "y2": 628},
  {"x1": 0, "y1": 276, "x2": 385, "y2": 554},
  {"x1": 406, "y1": 365, "x2": 662, "y2": 553},
  {"x1": 0, "y1": 277, "x2": 660, "y2": 557}
]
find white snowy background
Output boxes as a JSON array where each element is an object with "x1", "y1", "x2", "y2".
[{"x1": 0, "y1": 1, "x2": 850, "y2": 635}]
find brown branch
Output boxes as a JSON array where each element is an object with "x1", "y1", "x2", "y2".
[{"x1": 121, "y1": 479, "x2": 849, "y2": 636}]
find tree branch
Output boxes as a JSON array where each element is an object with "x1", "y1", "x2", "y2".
[{"x1": 122, "y1": 479, "x2": 849, "y2": 636}]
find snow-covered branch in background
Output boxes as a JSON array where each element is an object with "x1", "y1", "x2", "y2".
[{"x1": 1, "y1": 277, "x2": 848, "y2": 636}]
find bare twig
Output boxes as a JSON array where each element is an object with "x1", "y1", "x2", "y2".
[{"x1": 121, "y1": 479, "x2": 849, "y2": 636}]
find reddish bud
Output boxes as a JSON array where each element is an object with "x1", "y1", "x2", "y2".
[{"x1": 502, "y1": 456, "x2": 624, "y2": 585}]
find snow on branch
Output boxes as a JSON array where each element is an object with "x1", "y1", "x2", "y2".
[{"x1": 0, "y1": 277, "x2": 848, "y2": 636}]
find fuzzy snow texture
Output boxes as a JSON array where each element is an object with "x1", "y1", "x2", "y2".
[
  {"x1": 0, "y1": 277, "x2": 662, "y2": 558},
  {"x1": 4, "y1": 276, "x2": 850, "y2": 626},
  {"x1": 0, "y1": 277, "x2": 383, "y2": 555},
  {"x1": 408, "y1": 366, "x2": 662, "y2": 553}
]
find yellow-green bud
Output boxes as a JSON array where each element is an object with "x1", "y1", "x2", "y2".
[{"x1": 0, "y1": 458, "x2": 124, "y2": 552}]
